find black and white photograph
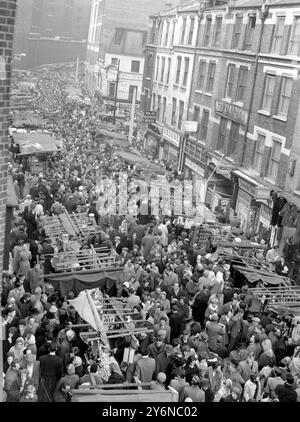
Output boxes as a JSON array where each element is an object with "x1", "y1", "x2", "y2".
[{"x1": 0, "y1": 0, "x2": 300, "y2": 406}]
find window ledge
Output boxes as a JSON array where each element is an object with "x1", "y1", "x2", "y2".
[
  {"x1": 145, "y1": 77, "x2": 151, "y2": 81},
  {"x1": 195, "y1": 89, "x2": 204, "y2": 94},
  {"x1": 294, "y1": 189, "x2": 300, "y2": 197},
  {"x1": 203, "y1": 92, "x2": 213, "y2": 97},
  {"x1": 173, "y1": 83, "x2": 180, "y2": 88},
  {"x1": 181, "y1": 86, "x2": 187, "y2": 90},
  {"x1": 258, "y1": 109, "x2": 271, "y2": 117},
  {"x1": 273, "y1": 114, "x2": 287, "y2": 122},
  {"x1": 223, "y1": 98, "x2": 232, "y2": 103}
]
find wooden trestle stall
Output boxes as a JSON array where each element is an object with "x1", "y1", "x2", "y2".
[{"x1": 68, "y1": 290, "x2": 177, "y2": 402}]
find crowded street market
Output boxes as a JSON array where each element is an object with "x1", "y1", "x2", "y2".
[{"x1": 1, "y1": 66, "x2": 300, "y2": 403}]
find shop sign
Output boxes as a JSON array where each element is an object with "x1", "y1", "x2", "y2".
[
  {"x1": 237, "y1": 189, "x2": 251, "y2": 206},
  {"x1": 144, "y1": 111, "x2": 157, "y2": 123},
  {"x1": 185, "y1": 158, "x2": 205, "y2": 177},
  {"x1": 238, "y1": 178, "x2": 256, "y2": 197},
  {"x1": 255, "y1": 187, "x2": 271, "y2": 201},
  {"x1": 215, "y1": 100, "x2": 248, "y2": 126},
  {"x1": 181, "y1": 121, "x2": 198, "y2": 132},
  {"x1": 163, "y1": 127, "x2": 181, "y2": 148}
]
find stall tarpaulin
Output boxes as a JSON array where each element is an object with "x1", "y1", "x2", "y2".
[
  {"x1": 13, "y1": 132, "x2": 61, "y2": 155},
  {"x1": 114, "y1": 151, "x2": 164, "y2": 174},
  {"x1": 237, "y1": 269, "x2": 286, "y2": 285},
  {"x1": 44, "y1": 268, "x2": 123, "y2": 296}
]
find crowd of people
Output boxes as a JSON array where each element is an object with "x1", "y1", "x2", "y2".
[{"x1": 2, "y1": 69, "x2": 300, "y2": 403}]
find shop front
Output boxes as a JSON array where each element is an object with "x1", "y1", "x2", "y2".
[
  {"x1": 184, "y1": 157, "x2": 207, "y2": 204},
  {"x1": 145, "y1": 122, "x2": 161, "y2": 160},
  {"x1": 232, "y1": 170, "x2": 273, "y2": 237},
  {"x1": 161, "y1": 126, "x2": 181, "y2": 167}
]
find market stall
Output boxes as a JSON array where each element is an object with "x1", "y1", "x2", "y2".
[{"x1": 13, "y1": 132, "x2": 62, "y2": 173}]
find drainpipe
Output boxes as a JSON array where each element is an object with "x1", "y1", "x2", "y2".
[{"x1": 240, "y1": 5, "x2": 269, "y2": 166}]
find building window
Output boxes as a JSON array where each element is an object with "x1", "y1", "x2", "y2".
[
  {"x1": 155, "y1": 56, "x2": 160, "y2": 80},
  {"x1": 181, "y1": 17, "x2": 187, "y2": 44},
  {"x1": 213, "y1": 16, "x2": 222, "y2": 47},
  {"x1": 166, "y1": 58, "x2": 171, "y2": 83},
  {"x1": 144, "y1": 88, "x2": 149, "y2": 112},
  {"x1": 164, "y1": 21, "x2": 170, "y2": 46},
  {"x1": 228, "y1": 122, "x2": 239, "y2": 156},
  {"x1": 158, "y1": 23, "x2": 164, "y2": 45},
  {"x1": 160, "y1": 57, "x2": 166, "y2": 82},
  {"x1": 182, "y1": 58, "x2": 190, "y2": 87},
  {"x1": 236, "y1": 66, "x2": 248, "y2": 102},
  {"x1": 178, "y1": 100, "x2": 184, "y2": 129},
  {"x1": 157, "y1": 95, "x2": 161, "y2": 121},
  {"x1": 175, "y1": 56, "x2": 182, "y2": 84},
  {"x1": 243, "y1": 15, "x2": 256, "y2": 50},
  {"x1": 146, "y1": 54, "x2": 153, "y2": 78},
  {"x1": 197, "y1": 60, "x2": 206, "y2": 90},
  {"x1": 289, "y1": 16, "x2": 300, "y2": 56},
  {"x1": 111, "y1": 58, "x2": 118, "y2": 65},
  {"x1": 203, "y1": 16, "x2": 212, "y2": 46},
  {"x1": 131, "y1": 60, "x2": 140, "y2": 73},
  {"x1": 171, "y1": 97, "x2": 177, "y2": 125},
  {"x1": 232, "y1": 15, "x2": 243, "y2": 49},
  {"x1": 217, "y1": 117, "x2": 227, "y2": 150},
  {"x1": 253, "y1": 133, "x2": 265, "y2": 173},
  {"x1": 188, "y1": 17, "x2": 195, "y2": 44},
  {"x1": 269, "y1": 140, "x2": 281, "y2": 182},
  {"x1": 225, "y1": 64, "x2": 235, "y2": 98},
  {"x1": 162, "y1": 97, "x2": 167, "y2": 123},
  {"x1": 271, "y1": 16, "x2": 285, "y2": 54},
  {"x1": 200, "y1": 109, "x2": 209, "y2": 141},
  {"x1": 205, "y1": 61, "x2": 216, "y2": 93},
  {"x1": 150, "y1": 21, "x2": 156, "y2": 44},
  {"x1": 261, "y1": 74, "x2": 275, "y2": 112},
  {"x1": 277, "y1": 76, "x2": 293, "y2": 118},
  {"x1": 129, "y1": 85, "x2": 137, "y2": 102},
  {"x1": 170, "y1": 20, "x2": 176, "y2": 46},
  {"x1": 114, "y1": 29, "x2": 124, "y2": 44},
  {"x1": 108, "y1": 82, "x2": 116, "y2": 97},
  {"x1": 152, "y1": 93, "x2": 156, "y2": 110},
  {"x1": 193, "y1": 106, "x2": 201, "y2": 139}
]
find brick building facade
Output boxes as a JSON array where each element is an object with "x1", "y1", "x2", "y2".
[
  {"x1": 142, "y1": 0, "x2": 300, "y2": 245},
  {"x1": 0, "y1": 0, "x2": 17, "y2": 401}
]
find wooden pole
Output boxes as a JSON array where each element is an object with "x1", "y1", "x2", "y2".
[{"x1": 128, "y1": 86, "x2": 136, "y2": 144}]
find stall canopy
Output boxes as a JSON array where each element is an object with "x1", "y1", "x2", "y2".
[
  {"x1": 44, "y1": 268, "x2": 123, "y2": 296},
  {"x1": 13, "y1": 132, "x2": 61, "y2": 155},
  {"x1": 114, "y1": 151, "x2": 165, "y2": 174},
  {"x1": 98, "y1": 128, "x2": 127, "y2": 141},
  {"x1": 12, "y1": 116, "x2": 47, "y2": 128}
]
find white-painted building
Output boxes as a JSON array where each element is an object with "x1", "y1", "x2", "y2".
[{"x1": 99, "y1": 29, "x2": 147, "y2": 110}]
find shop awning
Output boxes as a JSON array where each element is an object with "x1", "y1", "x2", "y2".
[
  {"x1": 97, "y1": 128, "x2": 127, "y2": 140},
  {"x1": 13, "y1": 132, "x2": 61, "y2": 155},
  {"x1": 114, "y1": 151, "x2": 164, "y2": 174},
  {"x1": 232, "y1": 169, "x2": 259, "y2": 185},
  {"x1": 278, "y1": 190, "x2": 300, "y2": 210}
]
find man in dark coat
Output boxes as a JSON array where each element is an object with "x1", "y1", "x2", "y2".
[
  {"x1": 41, "y1": 239, "x2": 54, "y2": 275},
  {"x1": 275, "y1": 374, "x2": 297, "y2": 402},
  {"x1": 38, "y1": 342, "x2": 63, "y2": 402}
]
